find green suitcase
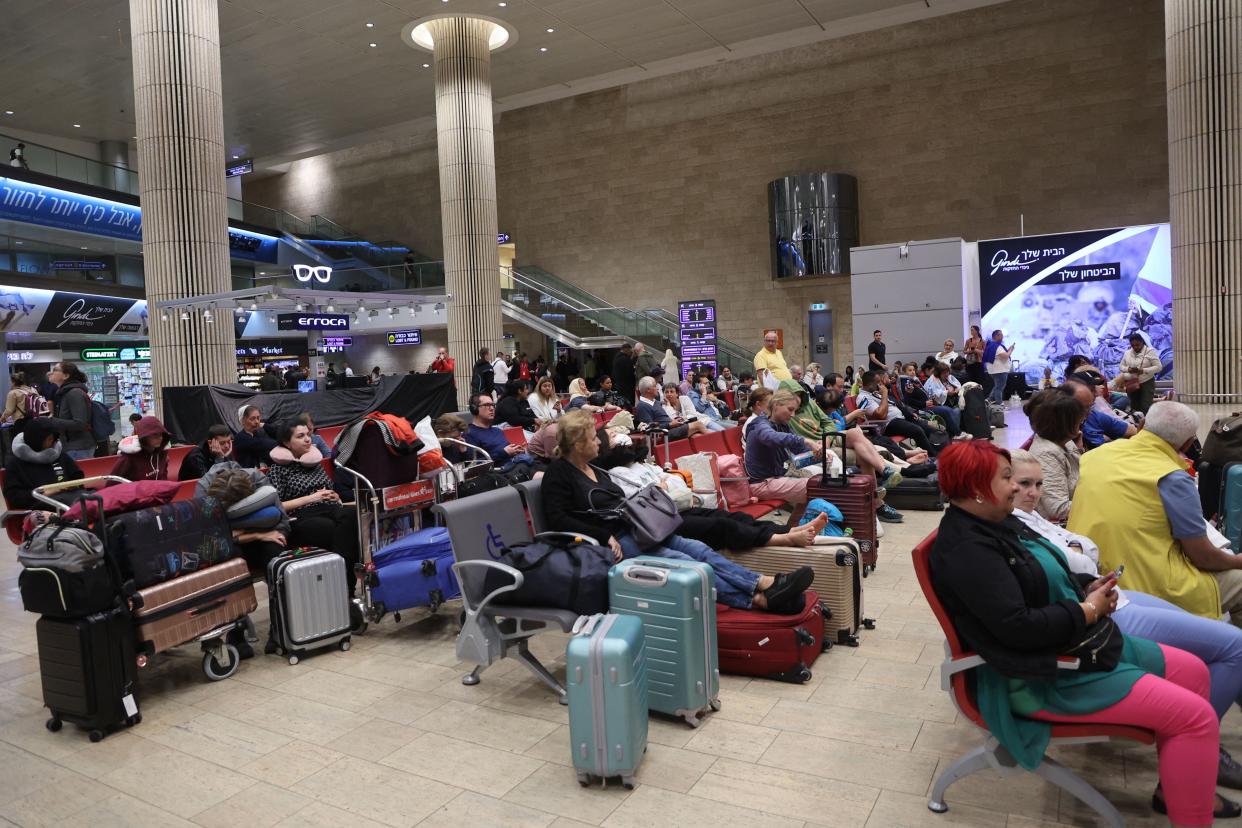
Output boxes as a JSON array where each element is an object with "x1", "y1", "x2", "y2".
[
  {"x1": 566, "y1": 613, "x2": 648, "y2": 788},
  {"x1": 608, "y1": 557, "x2": 720, "y2": 727}
]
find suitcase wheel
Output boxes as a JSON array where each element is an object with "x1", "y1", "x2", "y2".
[
  {"x1": 843, "y1": 634, "x2": 860, "y2": 647},
  {"x1": 288, "y1": 654, "x2": 300, "y2": 666},
  {"x1": 339, "y1": 638, "x2": 351, "y2": 652},
  {"x1": 89, "y1": 729, "x2": 104, "y2": 743},
  {"x1": 45, "y1": 717, "x2": 62, "y2": 733},
  {"x1": 798, "y1": 667, "x2": 812, "y2": 683},
  {"x1": 821, "y1": 639, "x2": 833, "y2": 652},
  {"x1": 576, "y1": 771, "x2": 592, "y2": 787},
  {"x1": 203, "y1": 644, "x2": 241, "y2": 681},
  {"x1": 393, "y1": 612, "x2": 402, "y2": 623},
  {"x1": 709, "y1": 698, "x2": 722, "y2": 712},
  {"x1": 128, "y1": 713, "x2": 142, "y2": 727},
  {"x1": 622, "y1": 776, "x2": 636, "y2": 790},
  {"x1": 862, "y1": 618, "x2": 877, "y2": 630}
]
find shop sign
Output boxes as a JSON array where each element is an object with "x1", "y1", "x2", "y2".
[
  {"x1": 51, "y1": 261, "x2": 108, "y2": 271},
  {"x1": 277, "y1": 313, "x2": 350, "y2": 331},
  {"x1": 386, "y1": 329, "x2": 422, "y2": 346},
  {"x1": 293, "y1": 264, "x2": 333, "y2": 283},
  {"x1": 5, "y1": 349, "x2": 62, "y2": 363},
  {"x1": 37, "y1": 291, "x2": 137, "y2": 335},
  {"x1": 81, "y1": 346, "x2": 150, "y2": 362},
  {"x1": 320, "y1": 336, "x2": 352, "y2": 353},
  {"x1": 497, "y1": 233, "x2": 511, "y2": 244},
  {"x1": 113, "y1": 323, "x2": 142, "y2": 333}
]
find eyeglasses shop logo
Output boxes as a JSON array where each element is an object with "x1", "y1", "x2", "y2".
[
  {"x1": 276, "y1": 312, "x2": 350, "y2": 331},
  {"x1": 293, "y1": 264, "x2": 333, "y2": 283}
]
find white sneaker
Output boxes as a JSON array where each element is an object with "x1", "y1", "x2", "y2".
[{"x1": 875, "y1": 518, "x2": 885, "y2": 539}]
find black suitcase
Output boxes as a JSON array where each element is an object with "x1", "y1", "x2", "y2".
[
  {"x1": 36, "y1": 605, "x2": 140, "y2": 742},
  {"x1": 882, "y1": 474, "x2": 944, "y2": 511},
  {"x1": 961, "y1": 387, "x2": 992, "y2": 440}
]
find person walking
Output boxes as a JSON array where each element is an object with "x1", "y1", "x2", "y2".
[{"x1": 44, "y1": 362, "x2": 96, "y2": 461}]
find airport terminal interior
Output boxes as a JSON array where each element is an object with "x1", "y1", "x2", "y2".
[{"x1": 0, "y1": 0, "x2": 1240, "y2": 825}]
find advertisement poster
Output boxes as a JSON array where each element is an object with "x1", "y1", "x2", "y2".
[
  {"x1": 0, "y1": 284, "x2": 147, "y2": 336},
  {"x1": 978, "y1": 224, "x2": 1172, "y2": 384}
]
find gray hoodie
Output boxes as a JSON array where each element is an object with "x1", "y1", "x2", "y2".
[{"x1": 46, "y1": 381, "x2": 95, "y2": 452}]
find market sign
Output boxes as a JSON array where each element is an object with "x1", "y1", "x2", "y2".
[
  {"x1": 386, "y1": 329, "x2": 422, "y2": 346},
  {"x1": 80, "y1": 346, "x2": 150, "y2": 362}
]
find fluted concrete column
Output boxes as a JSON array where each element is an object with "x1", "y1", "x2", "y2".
[
  {"x1": 428, "y1": 16, "x2": 504, "y2": 406},
  {"x1": 130, "y1": 0, "x2": 237, "y2": 411},
  {"x1": 1166, "y1": 1, "x2": 1242, "y2": 400}
]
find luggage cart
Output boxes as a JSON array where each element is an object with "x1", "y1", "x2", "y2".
[{"x1": 33, "y1": 477, "x2": 257, "y2": 683}]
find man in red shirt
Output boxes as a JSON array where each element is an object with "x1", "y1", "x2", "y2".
[{"x1": 429, "y1": 347, "x2": 455, "y2": 375}]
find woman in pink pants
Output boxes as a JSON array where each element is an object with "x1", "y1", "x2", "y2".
[{"x1": 929, "y1": 440, "x2": 1232, "y2": 826}]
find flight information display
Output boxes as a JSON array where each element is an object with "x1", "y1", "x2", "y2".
[{"x1": 678, "y1": 299, "x2": 717, "y2": 379}]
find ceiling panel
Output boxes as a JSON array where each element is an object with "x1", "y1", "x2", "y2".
[{"x1": 0, "y1": 0, "x2": 1011, "y2": 163}]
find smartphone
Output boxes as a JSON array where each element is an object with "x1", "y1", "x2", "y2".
[{"x1": 1108, "y1": 564, "x2": 1124, "y2": 582}]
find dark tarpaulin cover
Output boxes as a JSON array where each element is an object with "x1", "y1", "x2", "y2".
[{"x1": 160, "y1": 374, "x2": 456, "y2": 445}]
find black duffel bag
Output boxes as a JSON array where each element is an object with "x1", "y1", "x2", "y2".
[{"x1": 483, "y1": 538, "x2": 613, "y2": 614}]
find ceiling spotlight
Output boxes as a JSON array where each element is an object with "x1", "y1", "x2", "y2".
[
  {"x1": 249, "y1": 301, "x2": 258, "y2": 311},
  {"x1": 294, "y1": 302, "x2": 305, "y2": 312},
  {"x1": 546, "y1": 27, "x2": 555, "y2": 33},
  {"x1": 365, "y1": 21, "x2": 374, "y2": 27},
  {"x1": 539, "y1": 47, "x2": 548, "y2": 52},
  {"x1": 267, "y1": 313, "x2": 276, "y2": 323},
  {"x1": 369, "y1": 42, "x2": 377, "y2": 48},
  {"x1": 3, "y1": 110, "x2": 13, "y2": 115},
  {"x1": 422, "y1": 63, "x2": 430, "y2": 68},
  {"x1": 326, "y1": 303, "x2": 335, "y2": 312},
  {"x1": 160, "y1": 311, "x2": 169, "y2": 323},
  {"x1": 72, "y1": 123, "x2": 81, "y2": 128},
  {"x1": 202, "y1": 308, "x2": 214, "y2": 322},
  {"x1": 498, "y1": 2, "x2": 506, "y2": 6},
  {"x1": 179, "y1": 310, "x2": 190, "y2": 321},
  {"x1": 234, "y1": 303, "x2": 245, "y2": 315},
  {"x1": 388, "y1": 307, "x2": 396, "y2": 318},
  {"x1": 269, "y1": 289, "x2": 279, "y2": 300},
  {"x1": 80, "y1": 246, "x2": 88, "y2": 250}
]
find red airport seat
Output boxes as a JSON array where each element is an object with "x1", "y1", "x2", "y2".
[
  {"x1": 911, "y1": 531, "x2": 1154, "y2": 823},
  {"x1": 723, "y1": 427, "x2": 744, "y2": 457},
  {"x1": 688, "y1": 431, "x2": 728, "y2": 456},
  {"x1": 318, "y1": 425, "x2": 344, "y2": 450}
]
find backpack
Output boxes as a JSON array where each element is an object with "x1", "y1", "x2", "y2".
[
  {"x1": 21, "y1": 388, "x2": 50, "y2": 418},
  {"x1": 961, "y1": 386, "x2": 992, "y2": 440},
  {"x1": 89, "y1": 398, "x2": 116, "y2": 437},
  {"x1": 17, "y1": 517, "x2": 119, "y2": 617}
]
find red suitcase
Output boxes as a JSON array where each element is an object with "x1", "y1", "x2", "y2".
[
  {"x1": 808, "y1": 433, "x2": 879, "y2": 573},
  {"x1": 716, "y1": 592, "x2": 827, "y2": 684}
]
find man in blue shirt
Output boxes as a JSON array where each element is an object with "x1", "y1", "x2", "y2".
[
  {"x1": 464, "y1": 393, "x2": 535, "y2": 473},
  {"x1": 1066, "y1": 373, "x2": 1137, "y2": 449}
]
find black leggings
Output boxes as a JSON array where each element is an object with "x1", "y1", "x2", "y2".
[
  {"x1": 288, "y1": 505, "x2": 360, "y2": 590},
  {"x1": 882, "y1": 418, "x2": 933, "y2": 453},
  {"x1": 676, "y1": 507, "x2": 780, "y2": 550}
]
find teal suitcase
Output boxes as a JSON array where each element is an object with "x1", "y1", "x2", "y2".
[
  {"x1": 1223, "y1": 463, "x2": 1242, "y2": 552},
  {"x1": 608, "y1": 557, "x2": 720, "y2": 727},
  {"x1": 566, "y1": 613, "x2": 648, "y2": 789}
]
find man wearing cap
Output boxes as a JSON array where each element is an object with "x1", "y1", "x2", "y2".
[{"x1": 1066, "y1": 371, "x2": 1137, "y2": 450}]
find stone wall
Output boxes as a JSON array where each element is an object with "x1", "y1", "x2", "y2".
[{"x1": 245, "y1": 0, "x2": 1168, "y2": 371}]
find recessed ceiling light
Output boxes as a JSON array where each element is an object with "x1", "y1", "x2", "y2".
[
  {"x1": 498, "y1": 2, "x2": 506, "y2": 5},
  {"x1": 80, "y1": 246, "x2": 88, "y2": 250},
  {"x1": 232, "y1": 154, "x2": 239, "y2": 159},
  {"x1": 3, "y1": 110, "x2": 12, "y2": 115},
  {"x1": 422, "y1": 63, "x2": 430, "y2": 68},
  {"x1": 546, "y1": 27, "x2": 554, "y2": 33},
  {"x1": 72, "y1": 123, "x2": 81, "y2": 128},
  {"x1": 369, "y1": 42, "x2": 377, "y2": 47},
  {"x1": 539, "y1": 47, "x2": 548, "y2": 52},
  {"x1": 365, "y1": 22, "x2": 374, "y2": 27}
]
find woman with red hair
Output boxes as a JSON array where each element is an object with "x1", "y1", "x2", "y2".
[{"x1": 930, "y1": 440, "x2": 1232, "y2": 825}]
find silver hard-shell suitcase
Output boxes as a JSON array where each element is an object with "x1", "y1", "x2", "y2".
[{"x1": 265, "y1": 548, "x2": 352, "y2": 664}]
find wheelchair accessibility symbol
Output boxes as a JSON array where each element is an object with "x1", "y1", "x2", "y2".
[{"x1": 485, "y1": 524, "x2": 506, "y2": 560}]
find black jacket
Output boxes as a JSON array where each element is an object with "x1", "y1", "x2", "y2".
[
  {"x1": 930, "y1": 505, "x2": 1090, "y2": 681},
  {"x1": 178, "y1": 439, "x2": 232, "y2": 481},
  {"x1": 234, "y1": 425, "x2": 278, "y2": 468},
  {"x1": 3, "y1": 436, "x2": 84, "y2": 509},
  {"x1": 540, "y1": 458, "x2": 627, "y2": 542},
  {"x1": 471, "y1": 359, "x2": 495, "y2": 396},
  {"x1": 611, "y1": 352, "x2": 635, "y2": 398},
  {"x1": 496, "y1": 394, "x2": 536, "y2": 430}
]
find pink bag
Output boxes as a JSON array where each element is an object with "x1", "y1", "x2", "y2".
[
  {"x1": 63, "y1": 480, "x2": 181, "y2": 522},
  {"x1": 716, "y1": 454, "x2": 754, "y2": 509}
]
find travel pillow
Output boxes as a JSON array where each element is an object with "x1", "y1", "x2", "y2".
[{"x1": 226, "y1": 485, "x2": 281, "y2": 528}]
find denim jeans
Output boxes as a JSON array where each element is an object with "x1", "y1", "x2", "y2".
[
  {"x1": 66, "y1": 447, "x2": 95, "y2": 461},
  {"x1": 927, "y1": 405, "x2": 960, "y2": 436},
  {"x1": 1114, "y1": 590, "x2": 1242, "y2": 719},
  {"x1": 987, "y1": 372, "x2": 1009, "y2": 404},
  {"x1": 616, "y1": 530, "x2": 759, "y2": 609}
]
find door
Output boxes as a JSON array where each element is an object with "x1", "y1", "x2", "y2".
[{"x1": 808, "y1": 309, "x2": 833, "y2": 370}]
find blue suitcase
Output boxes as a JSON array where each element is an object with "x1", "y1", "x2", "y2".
[
  {"x1": 566, "y1": 613, "x2": 648, "y2": 789},
  {"x1": 1222, "y1": 463, "x2": 1242, "y2": 552},
  {"x1": 370, "y1": 527, "x2": 460, "y2": 615},
  {"x1": 608, "y1": 557, "x2": 720, "y2": 727}
]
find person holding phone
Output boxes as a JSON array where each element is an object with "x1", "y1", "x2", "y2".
[
  {"x1": 1011, "y1": 448, "x2": 1242, "y2": 790},
  {"x1": 932, "y1": 440, "x2": 1234, "y2": 823},
  {"x1": 982, "y1": 329, "x2": 1015, "y2": 405}
]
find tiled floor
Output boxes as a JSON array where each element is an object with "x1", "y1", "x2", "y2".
[{"x1": 1, "y1": 406, "x2": 1238, "y2": 827}]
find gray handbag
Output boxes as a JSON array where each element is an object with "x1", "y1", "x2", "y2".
[{"x1": 617, "y1": 484, "x2": 684, "y2": 549}]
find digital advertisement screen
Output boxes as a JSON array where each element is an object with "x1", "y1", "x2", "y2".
[{"x1": 978, "y1": 224, "x2": 1171, "y2": 384}]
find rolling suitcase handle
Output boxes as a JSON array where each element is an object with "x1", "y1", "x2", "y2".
[{"x1": 819, "y1": 432, "x2": 849, "y2": 489}]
